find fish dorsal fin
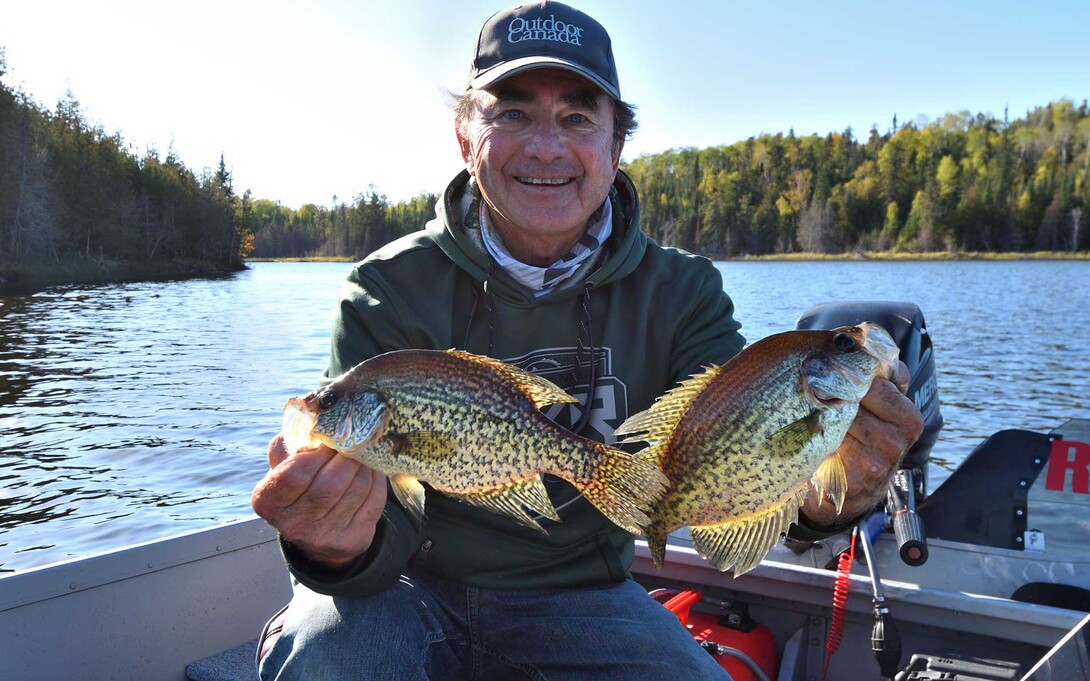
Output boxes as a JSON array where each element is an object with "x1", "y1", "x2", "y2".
[
  {"x1": 614, "y1": 364, "x2": 722, "y2": 445},
  {"x1": 455, "y1": 476, "x2": 559, "y2": 533},
  {"x1": 811, "y1": 452, "x2": 848, "y2": 514},
  {"x1": 689, "y1": 486, "x2": 808, "y2": 576},
  {"x1": 766, "y1": 409, "x2": 824, "y2": 456},
  {"x1": 390, "y1": 473, "x2": 427, "y2": 521},
  {"x1": 443, "y1": 349, "x2": 577, "y2": 408}
]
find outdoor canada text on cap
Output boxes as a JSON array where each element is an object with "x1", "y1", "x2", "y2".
[{"x1": 467, "y1": 1, "x2": 621, "y2": 100}]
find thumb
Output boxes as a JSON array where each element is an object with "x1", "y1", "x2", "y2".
[{"x1": 267, "y1": 434, "x2": 290, "y2": 468}]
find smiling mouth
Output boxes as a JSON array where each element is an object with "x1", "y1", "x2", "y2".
[{"x1": 517, "y1": 177, "x2": 573, "y2": 186}]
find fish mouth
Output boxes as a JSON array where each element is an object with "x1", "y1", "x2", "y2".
[
  {"x1": 857, "y1": 322, "x2": 900, "y2": 378},
  {"x1": 808, "y1": 360, "x2": 872, "y2": 409},
  {"x1": 281, "y1": 397, "x2": 319, "y2": 454}
]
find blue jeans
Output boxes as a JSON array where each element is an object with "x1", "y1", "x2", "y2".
[{"x1": 258, "y1": 569, "x2": 733, "y2": 680}]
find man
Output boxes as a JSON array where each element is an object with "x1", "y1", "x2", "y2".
[{"x1": 252, "y1": 3, "x2": 924, "y2": 679}]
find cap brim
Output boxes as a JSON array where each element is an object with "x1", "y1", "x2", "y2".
[{"x1": 468, "y1": 56, "x2": 620, "y2": 100}]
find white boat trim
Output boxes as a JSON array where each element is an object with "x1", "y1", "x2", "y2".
[{"x1": 0, "y1": 518, "x2": 290, "y2": 681}]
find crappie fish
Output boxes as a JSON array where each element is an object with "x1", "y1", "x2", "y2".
[
  {"x1": 281, "y1": 349, "x2": 668, "y2": 535},
  {"x1": 614, "y1": 322, "x2": 899, "y2": 575}
]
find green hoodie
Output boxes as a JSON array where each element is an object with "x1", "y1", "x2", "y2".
[{"x1": 283, "y1": 170, "x2": 745, "y2": 595}]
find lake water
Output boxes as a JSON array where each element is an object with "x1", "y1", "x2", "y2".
[{"x1": 1, "y1": 260, "x2": 1087, "y2": 572}]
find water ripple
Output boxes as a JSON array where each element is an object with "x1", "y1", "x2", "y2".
[{"x1": 2, "y1": 260, "x2": 1088, "y2": 572}]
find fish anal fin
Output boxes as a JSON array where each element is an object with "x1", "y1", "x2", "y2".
[
  {"x1": 812, "y1": 452, "x2": 848, "y2": 514},
  {"x1": 456, "y1": 476, "x2": 558, "y2": 533},
  {"x1": 766, "y1": 410, "x2": 823, "y2": 456},
  {"x1": 390, "y1": 473, "x2": 427, "y2": 520},
  {"x1": 689, "y1": 487, "x2": 807, "y2": 576},
  {"x1": 645, "y1": 529, "x2": 668, "y2": 570}
]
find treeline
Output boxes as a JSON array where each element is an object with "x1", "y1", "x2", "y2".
[
  {"x1": 247, "y1": 189, "x2": 436, "y2": 260},
  {"x1": 3, "y1": 42, "x2": 1086, "y2": 274},
  {"x1": 248, "y1": 99, "x2": 1090, "y2": 260},
  {"x1": 0, "y1": 50, "x2": 251, "y2": 274},
  {"x1": 624, "y1": 101, "x2": 1089, "y2": 256}
]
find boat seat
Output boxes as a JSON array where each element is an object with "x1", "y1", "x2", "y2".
[{"x1": 185, "y1": 639, "x2": 258, "y2": 681}]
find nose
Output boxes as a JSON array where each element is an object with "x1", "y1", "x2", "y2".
[{"x1": 524, "y1": 118, "x2": 566, "y2": 163}]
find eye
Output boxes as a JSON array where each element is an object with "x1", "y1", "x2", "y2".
[
  {"x1": 567, "y1": 113, "x2": 587, "y2": 124},
  {"x1": 502, "y1": 109, "x2": 524, "y2": 121},
  {"x1": 317, "y1": 389, "x2": 337, "y2": 410},
  {"x1": 833, "y1": 332, "x2": 857, "y2": 352}
]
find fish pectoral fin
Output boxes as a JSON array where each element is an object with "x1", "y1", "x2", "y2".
[
  {"x1": 766, "y1": 410, "x2": 823, "y2": 456},
  {"x1": 811, "y1": 452, "x2": 848, "y2": 514},
  {"x1": 689, "y1": 487, "x2": 807, "y2": 577},
  {"x1": 456, "y1": 476, "x2": 559, "y2": 533},
  {"x1": 390, "y1": 473, "x2": 427, "y2": 521},
  {"x1": 397, "y1": 431, "x2": 459, "y2": 462}
]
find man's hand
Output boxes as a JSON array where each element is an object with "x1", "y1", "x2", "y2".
[
  {"x1": 251, "y1": 435, "x2": 388, "y2": 570},
  {"x1": 802, "y1": 360, "x2": 924, "y2": 529}
]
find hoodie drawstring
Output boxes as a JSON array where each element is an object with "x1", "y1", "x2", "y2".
[{"x1": 461, "y1": 275, "x2": 598, "y2": 437}]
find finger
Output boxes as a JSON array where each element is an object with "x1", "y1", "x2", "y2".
[
  {"x1": 302, "y1": 452, "x2": 373, "y2": 522},
  {"x1": 348, "y1": 466, "x2": 392, "y2": 531},
  {"x1": 893, "y1": 360, "x2": 911, "y2": 394},
  {"x1": 859, "y1": 378, "x2": 921, "y2": 435},
  {"x1": 282, "y1": 461, "x2": 387, "y2": 563},
  {"x1": 252, "y1": 446, "x2": 339, "y2": 516},
  {"x1": 268, "y1": 434, "x2": 290, "y2": 468},
  {"x1": 841, "y1": 414, "x2": 903, "y2": 481}
]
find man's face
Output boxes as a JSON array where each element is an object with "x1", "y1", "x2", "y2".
[{"x1": 457, "y1": 69, "x2": 622, "y2": 265}]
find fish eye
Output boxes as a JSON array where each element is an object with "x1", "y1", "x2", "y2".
[
  {"x1": 833, "y1": 332, "x2": 856, "y2": 352},
  {"x1": 317, "y1": 389, "x2": 337, "y2": 410}
]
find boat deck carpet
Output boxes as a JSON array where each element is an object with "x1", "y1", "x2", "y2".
[{"x1": 186, "y1": 639, "x2": 257, "y2": 681}]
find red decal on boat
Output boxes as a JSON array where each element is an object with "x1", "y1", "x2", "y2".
[{"x1": 1045, "y1": 440, "x2": 1090, "y2": 494}]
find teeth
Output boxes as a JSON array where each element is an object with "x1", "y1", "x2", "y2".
[{"x1": 519, "y1": 177, "x2": 570, "y2": 185}]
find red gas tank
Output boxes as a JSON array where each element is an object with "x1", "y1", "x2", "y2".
[{"x1": 654, "y1": 589, "x2": 778, "y2": 681}]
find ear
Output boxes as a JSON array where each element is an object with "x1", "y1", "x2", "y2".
[
  {"x1": 612, "y1": 139, "x2": 625, "y2": 173},
  {"x1": 455, "y1": 123, "x2": 475, "y2": 174}
]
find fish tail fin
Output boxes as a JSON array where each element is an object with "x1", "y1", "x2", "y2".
[
  {"x1": 690, "y1": 487, "x2": 807, "y2": 577},
  {"x1": 570, "y1": 442, "x2": 669, "y2": 535},
  {"x1": 812, "y1": 452, "x2": 848, "y2": 514}
]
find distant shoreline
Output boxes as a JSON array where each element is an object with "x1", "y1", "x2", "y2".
[
  {"x1": 247, "y1": 250, "x2": 1090, "y2": 264},
  {"x1": 3, "y1": 251, "x2": 1085, "y2": 293},
  {"x1": 0, "y1": 258, "x2": 247, "y2": 293}
]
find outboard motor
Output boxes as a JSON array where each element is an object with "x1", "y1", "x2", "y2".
[{"x1": 796, "y1": 301, "x2": 944, "y2": 566}]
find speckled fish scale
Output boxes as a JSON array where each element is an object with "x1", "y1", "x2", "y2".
[
  {"x1": 615, "y1": 323, "x2": 899, "y2": 576},
  {"x1": 282, "y1": 349, "x2": 668, "y2": 535}
]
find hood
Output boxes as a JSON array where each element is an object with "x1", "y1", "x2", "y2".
[{"x1": 426, "y1": 170, "x2": 649, "y2": 306}]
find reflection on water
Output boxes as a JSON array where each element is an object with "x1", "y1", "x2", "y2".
[
  {"x1": 0, "y1": 263, "x2": 348, "y2": 572},
  {"x1": 1, "y1": 260, "x2": 1088, "y2": 572}
]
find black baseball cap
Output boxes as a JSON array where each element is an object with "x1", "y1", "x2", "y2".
[{"x1": 467, "y1": 1, "x2": 621, "y2": 99}]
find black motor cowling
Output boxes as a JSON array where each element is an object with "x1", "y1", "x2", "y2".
[{"x1": 795, "y1": 301, "x2": 943, "y2": 497}]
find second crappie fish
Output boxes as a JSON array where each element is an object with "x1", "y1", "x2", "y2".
[
  {"x1": 281, "y1": 349, "x2": 668, "y2": 535},
  {"x1": 614, "y1": 323, "x2": 899, "y2": 575}
]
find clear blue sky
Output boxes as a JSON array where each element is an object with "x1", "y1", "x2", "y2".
[{"x1": 3, "y1": 0, "x2": 1088, "y2": 208}]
